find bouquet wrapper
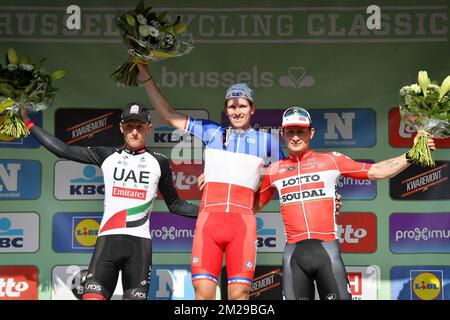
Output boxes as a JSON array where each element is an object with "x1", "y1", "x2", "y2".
[{"x1": 0, "y1": 98, "x2": 30, "y2": 138}]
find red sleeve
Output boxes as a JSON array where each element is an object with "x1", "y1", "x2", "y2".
[
  {"x1": 327, "y1": 152, "x2": 372, "y2": 179},
  {"x1": 255, "y1": 164, "x2": 277, "y2": 208}
]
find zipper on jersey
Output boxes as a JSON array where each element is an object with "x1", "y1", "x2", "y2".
[
  {"x1": 226, "y1": 131, "x2": 241, "y2": 213},
  {"x1": 297, "y1": 154, "x2": 311, "y2": 239}
]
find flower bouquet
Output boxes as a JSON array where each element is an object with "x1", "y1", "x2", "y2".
[
  {"x1": 399, "y1": 71, "x2": 450, "y2": 167},
  {"x1": 112, "y1": 0, "x2": 194, "y2": 86},
  {"x1": 0, "y1": 48, "x2": 65, "y2": 138}
]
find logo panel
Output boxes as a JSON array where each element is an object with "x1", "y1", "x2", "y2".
[
  {"x1": 0, "y1": 266, "x2": 38, "y2": 300},
  {"x1": 0, "y1": 160, "x2": 41, "y2": 200},
  {"x1": 148, "y1": 109, "x2": 208, "y2": 148},
  {"x1": 337, "y1": 212, "x2": 377, "y2": 253},
  {"x1": 391, "y1": 266, "x2": 450, "y2": 300},
  {"x1": 390, "y1": 213, "x2": 450, "y2": 253},
  {"x1": 54, "y1": 161, "x2": 104, "y2": 200},
  {"x1": 389, "y1": 108, "x2": 450, "y2": 148},
  {"x1": 0, "y1": 213, "x2": 39, "y2": 253},
  {"x1": 346, "y1": 266, "x2": 379, "y2": 300},
  {"x1": 148, "y1": 265, "x2": 195, "y2": 300},
  {"x1": 309, "y1": 109, "x2": 376, "y2": 148},
  {"x1": 52, "y1": 212, "x2": 102, "y2": 253},
  {"x1": 256, "y1": 213, "x2": 286, "y2": 252},
  {"x1": 150, "y1": 212, "x2": 196, "y2": 252},
  {"x1": 220, "y1": 265, "x2": 283, "y2": 300},
  {"x1": 389, "y1": 161, "x2": 450, "y2": 200},
  {"x1": 55, "y1": 108, "x2": 123, "y2": 146},
  {"x1": 157, "y1": 161, "x2": 204, "y2": 200}
]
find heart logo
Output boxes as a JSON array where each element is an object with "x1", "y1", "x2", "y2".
[{"x1": 287, "y1": 67, "x2": 306, "y2": 87}]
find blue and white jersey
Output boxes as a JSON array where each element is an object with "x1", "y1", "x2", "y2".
[{"x1": 183, "y1": 116, "x2": 284, "y2": 214}]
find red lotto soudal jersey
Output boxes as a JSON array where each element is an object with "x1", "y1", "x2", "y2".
[{"x1": 256, "y1": 150, "x2": 372, "y2": 243}]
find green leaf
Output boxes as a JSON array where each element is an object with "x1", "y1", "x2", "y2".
[
  {"x1": 126, "y1": 14, "x2": 136, "y2": 27},
  {"x1": 50, "y1": 69, "x2": 66, "y2": 80},
  {"x1": 20, "y1": 54, "x2": 31, "y2": 64},
  {"x1": 173, "y1": 22, "x2": 187, "y2": 34},
  {"x1": 7, "y1": 48, "x2": 18, "y2": 65},
  {"x1": 157, "y1": 11, "x2": 168, "y2": 23}
]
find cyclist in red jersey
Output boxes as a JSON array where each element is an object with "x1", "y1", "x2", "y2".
[
  {"x1": 254, "y1": 107, "x2": 436, "y2": 300},
  {"x1": 136, "y1": 64, "x2": 284, "y2": 300}
]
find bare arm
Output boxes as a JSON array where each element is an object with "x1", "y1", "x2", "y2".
[
  {"x1": 367, "y1": 154, "x2": 410, "y2": 180},
  {"x1": 368, "y1": 135, "x2": 436, "y2": 180},
  {"x1": 137, "y1": 63, "x2": 187, "y2": 130}
]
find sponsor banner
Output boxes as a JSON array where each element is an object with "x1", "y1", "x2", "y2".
[
  {"x1": 52, "y1": 212, "x2": 102, "y2": 253},
  {"x1": 0, "y1": 266, "x2": 38, "y2": 300},
  {"x1": 2, "y1": 6, "x2": 446, "y2": 44},
  {"x1": 149, "y1": 265, "x2": 195, "y2": 300},
  {"x1": 390, "y1": 212, "x2": 450, "y2": 253},
  {"x1": 54, "y1": 161, "x2": 105, "y2": 200},
  {"x1": 157, "y1": 161, "x2": 204, "y2": 200},
  {"x1": 389, "y1": 108, "x2": 450, "y2": 148},
  {"x1": 256, "y1": 213, "x2": 286, "y2": 253},
  {"x1": 309, "y1": 109, "x2": 376, "y2": 148},
  {"x1": 55, "y1": 108, "x2": 123, "y2": 146},
  {"x1": 0, "y1": 160, "x2": 41, "y2": 200},
  {"x1": 150, "y1": 212, "x2": 196, "y2": 253},
  {"x1": 336, "y1": 160, "x2": 376, "y2": 200},
  {"x1": 337, "y1": 212, "x2": 377, "y2": 253},
  {"x1": 220, "y1": 265, "x2": 283, "y2": 300},
  {"x1": 346, "y1": 266, "x2": 379, "y2": 300},
  {"x1": 0, "y1": 112, "x2": 42, "y2": 148},
  {"x1": 0, "y1": 213, "x2": 39, "y2": 253},
  {"x1": 51, "y1": 265, "x2": 123, "y2": 300},
  {"x1": 389, "y1": 161, "x2": 450, "y2": 200},
  {"x1": 391, "y1": 266, "x2": 450, "y2": 300},
  {"x1": 148, "y1": 109, "x2": 208, "y2": 148}
]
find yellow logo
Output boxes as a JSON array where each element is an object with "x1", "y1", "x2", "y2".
[
  {"x1": 412, "y1": 272, "x2": 442, "y2": 300},
  {"x1": 74, "y1": 219, "x2": 99, "y2": 247}
]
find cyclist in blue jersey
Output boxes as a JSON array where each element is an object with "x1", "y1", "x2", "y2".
[{"x1": 137, "y1": 63, "x2": 284, "y2": 300}]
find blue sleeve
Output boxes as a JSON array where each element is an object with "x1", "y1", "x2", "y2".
[
  {"x1": 185, "y1": 117, "x2": 222, "y2": 144},
  {"x1": 265, "y1": 131, "x2": 284, "y2": 164}
]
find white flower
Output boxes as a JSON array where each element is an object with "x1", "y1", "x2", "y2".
[
  {"x1": 418, "y1": 70, "x2": 430, "y2": 97},
  {"x1": 139, "y1": 25, "x2": 151, "y2": 37},
  {"x1": 149, "y1": 20, "x2": 161, "y2": 29},
  {"x1": 19, "y1": 64, "x2": 34, "y2": 71},
  {"x1": 410, "y1": 84, "x2": 421, "y2": 94},
  {"x1": 136, "y1": 14, "x2": 147, "y2": 25},
  {"x1": 149, "y1": 26, "x2": 159, "y2": 37},
  {"x1": 6, "y1": 64, "x2": 17, "y2": 71}
]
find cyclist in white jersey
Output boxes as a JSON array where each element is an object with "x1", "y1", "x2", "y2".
[{"x1": 20, "y1": 103, "x2": 198, "y2": 300}]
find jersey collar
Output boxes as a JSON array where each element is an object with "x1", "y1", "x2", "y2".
[
  {"x1": 289, "y1": 150, "x2": 313, "y2": 162},
  {"x1": 124, "y1": 146, "x2": 147, "y2": 155}
]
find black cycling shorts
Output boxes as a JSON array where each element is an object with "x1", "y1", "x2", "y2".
[
  {"x1": 82, "y1": 234, "x2": 152, "y2": 300},
  {"x1": 282, "y1": 239, "x2": 351, "y2": 300}
]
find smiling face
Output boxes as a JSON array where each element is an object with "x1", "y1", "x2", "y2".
[
  {"x1": 225, "y1": 98, "x2": 255, "y2": 130},
  {"x1": 120, "y1": 120, "x2": 152, "y2": 149},
  {"x1": 281, "y1": 125, "x2": 315, "y2": 155}
]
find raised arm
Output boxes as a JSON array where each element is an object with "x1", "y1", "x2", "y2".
[
  {"x1": 20, "y1": 109, "x2": 104, "y2": 165},
  {"x1": 367, "y1": 135, "x2": 436, "y2": 180},
  {"x1": 137, "y1": 63, "x2": 187, "y2": 130}
]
